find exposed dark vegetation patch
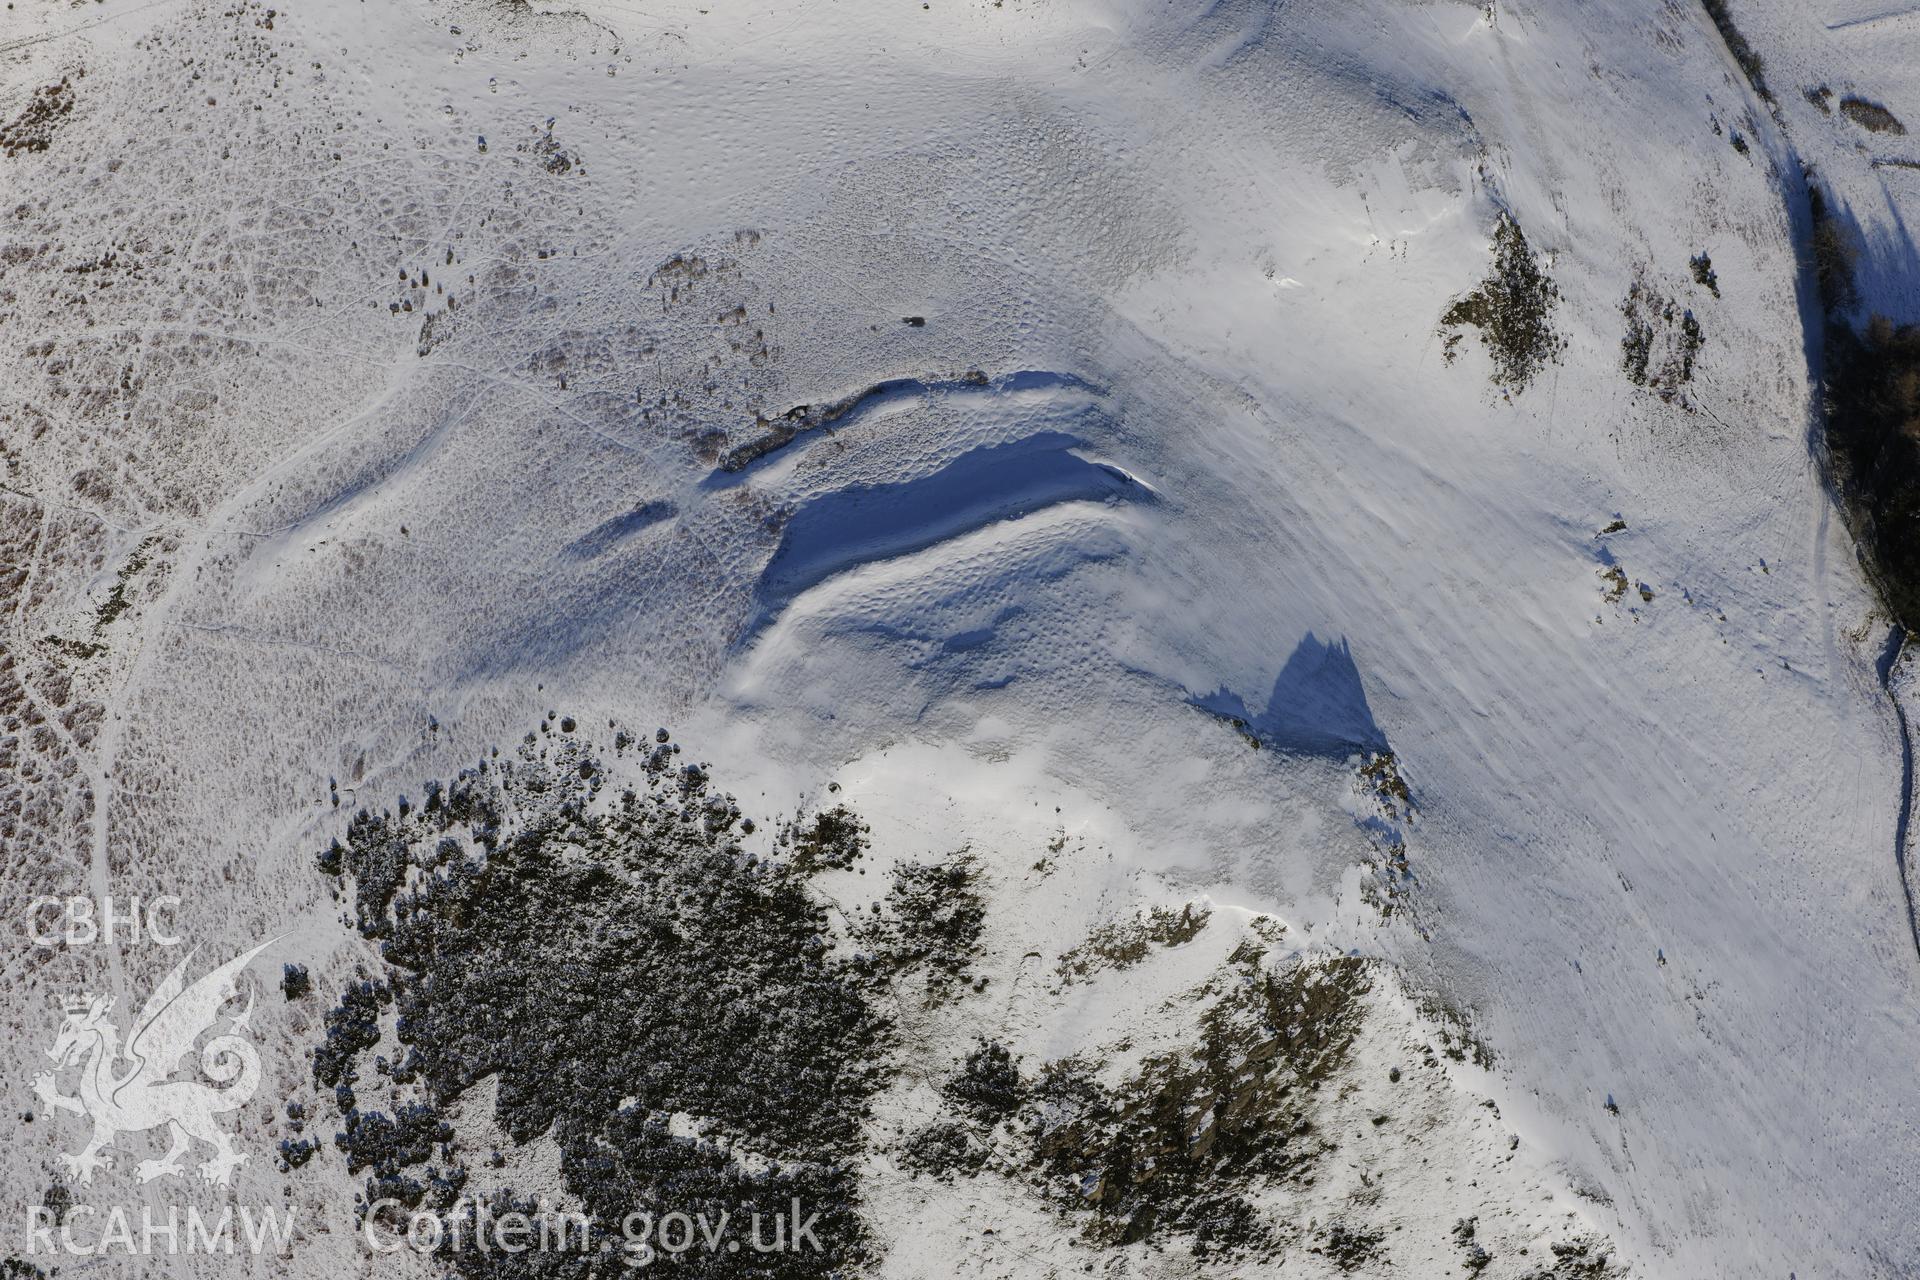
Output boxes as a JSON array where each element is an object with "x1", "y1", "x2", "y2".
[
  {"x1": 309, "y1": 727, "x2": 894, "y2": 1276},
  {"x1": 887, "y1": 937, "x2": 1378, "y2": 1262},
  {"x1": 416, "y1": 308, "x2": 451, "y2": 357},
  {"x1": 337, "y1": 1100, "x2": 456, "y2": 1208},
  {"x1": 92, "y1": 536, "x2": 158, "y2": 631},
  {"x1": 1840, "y1": 95, "x2": 1906, "y2": 135},
  {"x1": 897, "y1": 1039, "x2": 1028, "y2": 1176},
  {"x1": 1807, "y1": 174, "x2": 1920, "y2": 631},
  {"x1": 720, "y1": 380, "x2": 917, "y2": 472},
  {"x1": 319, "y1": 810, "x2": 414, "y2": 938},
  {"x1": 1440, "y1": 215, "x2": 1564, "y2": 393},
  {"x1": 1529, "y1": 1236, "x2": 1628, "y2": 1278},
  {"x1": 1455, "y1": 1215, "x2": 1494, "y2": 1272},
  {"x1": 302, "y1": 730, "x2": 1606, "y2": 1273},
  {"x1": 649, "y1": 251, "x2": 712, "y2": 297},
  {"x1": 279, "y1": 1133, "x2": 318, "y2": 1171},
  {"x1": 1809, "y1": 181, "x2": 1860, "y2": 314},
  {"x1": 0, "y1": 76, "x2": 77, "y2": 157},
  {"x1": 281, "y1": 962, "x2": 311, "y2": 1000},
  {"x1": 1413, "y1": 989, "x2": 1498, "y2": 1070},
  {"x1": 1318, "y1": 1220, "x2": 1387, "y2": 1271},
  {"x1": 1354, "y1": 752, "x2": 1417, "y2": 918},
  {"x1": 38, "y1": 1182, "x2": 70, "y2": 1228},
  {"x1": 779, "y1": 804, "x2": 869, "y2": 874},
  {"x1": 526, "y1": 119, "x2": 579, "y2": 174},
  {"x1": 40, "y1": 534, "x2": 161, "y2": 662},
  {"x1": 1620, "y1": 302, "x2": 1656, "y2": 380},
  {"x1": 1690, "y1": 251, "x2": 1719, "y2": 296},
  {"x1": 717, "y1": 371, "x2": 990, "y2": 473},
  {"x1": 1620, "y1": 276, "x2": 1704, "y2": 404},
  {"x1": 1806, "y1": 85, "x2": 1833, "y2": 114},
  {"x1": 1357, "y1": 750, "x2": 1411, "y2": 810},
  {"x1": 943, "y1": 1039, "x2": 1026, "y2": 1122},
  {"x1": 1702, "y1": 0, "x2": 1771, "y2": 103},
  {"x1": 1056, "y1": 902, "x2": 1209, "y2": 981},
  {"x1": 899, "y1": 1119, "x2": 990, "y2": 1181},
  {"x1": 855, "y1": 850, "x2": 985, "y2": 999},
  {"x1": 42, "y1": 635, "x2": 104, "y2": 662},
  {"x1": 312, "y1": 977, "x2": 389, "y2": 1108},
  {"x1": 1022, "y1": 955, "x2": 1373, "y2": 1257}
]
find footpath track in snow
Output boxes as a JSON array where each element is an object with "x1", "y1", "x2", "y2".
[{"x1": 1880, "y1": 626, "x2": 1920, "y2": 960}]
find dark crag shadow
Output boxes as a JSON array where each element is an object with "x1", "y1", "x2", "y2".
[
  {"x1": 1794, "y1": 164, "x2": 1920, "y2": 962},
  {"x1": 1194, "y1": 632, "x2": 1388, "y2": 757}
]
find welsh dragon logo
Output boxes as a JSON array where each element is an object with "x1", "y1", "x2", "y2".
[{"x1": 34, "y1": 940, "x2": 275, "y2": 1186}]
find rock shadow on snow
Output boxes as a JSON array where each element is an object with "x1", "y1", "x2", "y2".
[
  {"x1": 1195, "y1": 633, "x2": 1387, "y2": 756},
  {"x1": 560, "y1": 499, "x2": 677, "y2": 561}
]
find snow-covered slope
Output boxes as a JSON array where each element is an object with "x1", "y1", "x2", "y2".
[{"x1": 2, "y1": 0, "x2": 1916, "y2": 1275}]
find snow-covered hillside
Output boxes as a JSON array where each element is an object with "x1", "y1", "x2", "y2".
[{"x1": 1, "y1": 0, "x2": 1916, "y2": 1276}]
